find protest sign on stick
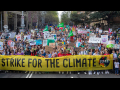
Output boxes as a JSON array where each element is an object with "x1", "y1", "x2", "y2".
[
  {"x1": 43, "y1": 40, "x2": 47, "y2": 46},
  {"x1": 101, "y1": 35, "x2": 108, "y2": 44},
  {"x1": 49, "y1": 43, "x2": 55, "y2": 48},
  {"x1": 45, "y1": 46, "x2": 53, "y2": 52},
  {"x1": 0, "y1": 42, "x2": 3, "y2": 50}
]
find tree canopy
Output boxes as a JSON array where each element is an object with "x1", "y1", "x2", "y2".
[
  {"x1": 61, "y1": 11, "x2": 71, "y2": 25},
  {"x1": 45, "y1": 11, "x2": 59, "y2": 25}
]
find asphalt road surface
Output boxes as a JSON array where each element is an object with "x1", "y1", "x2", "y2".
[{"x1": 0, "y1": 71, "x2": 120, "y2": 78}]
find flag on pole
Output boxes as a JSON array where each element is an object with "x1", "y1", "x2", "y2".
[
  {"x1": 57, "y1": 23, "x2": 64, "y2": 27},
  {"x1": 43, "y1": 26, "x2": 48, "y2": 32},
  {"x1": 68, "y1": 30, "x2": 73, "y2": 37}
]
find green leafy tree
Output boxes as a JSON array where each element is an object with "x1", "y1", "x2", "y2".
[
  {"x1": 61, "y1": 11, "x2": 71, "y2": 25},
  {"x1": 45, "y1": 11, "x2": 59, "y2": 25},
  {"x1": 89, "y1": 11, "x2": 120, "y2": 27}
]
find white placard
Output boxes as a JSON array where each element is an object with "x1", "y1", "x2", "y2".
[
  {"x1": 44, "y1": 31, "x2": 50, "y2": 39},
  {"x1": 108, "y1": 40, "x2": 115, "y2": 44},
  {"x1": 99, "y1": 29, "x2": 102, "y2": 33},
  {"x1": 73, "y1": 31, "x2": 76, "y2": 35},
  {"x1": 29, "y1": 40, "x2": 36, "y2": 46},
  {"x1": 10, "y1": 42, "x2": 14, "y2": 47},
  {"x1": 0, "y1": 42, "x2": 3, "y2": 50},
  {"x1": 9, "y1": 32, "x2": 16, "y2": 38},
  {"x1": 89, "y1": 38, "x2": 101, "y2": 43},
  {"x1": 76, "y1": 42, "x2": 81, "y2": 47},
  {"x1": 43, "y1": 40, "x2": 47, "y2": 46},
  {"x1": 16, "y1": 35, "x2": 21, "y2": 41},
  {"x1": 101, "y1": 35, "x2": 108, "y2": 44}
]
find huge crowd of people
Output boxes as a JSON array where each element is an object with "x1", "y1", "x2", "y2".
[{"x1": 0, "y1": 25, "x2": 120, "y2": 75}]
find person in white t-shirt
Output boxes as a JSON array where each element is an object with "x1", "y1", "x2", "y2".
[
  {"x1": 93, "y1": 49, "x2": 100, "y2": 75},
  {"x1": 114, "y1": 59, "x2": 119, "y2": 75}
]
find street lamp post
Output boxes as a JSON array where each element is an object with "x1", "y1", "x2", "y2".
[
  {"x1": 1, "y1": 12, "x2": 2, "y2": 31},
  {"x1": 21, "y1": 11, "x2": 25, "y2": 32}
]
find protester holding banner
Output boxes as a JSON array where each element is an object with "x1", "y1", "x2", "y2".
[{"x1": 0, "y1": 24, "x2": 118, "y2": 75}]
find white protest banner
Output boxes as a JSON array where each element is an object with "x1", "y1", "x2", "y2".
[
  {"x1": 31, "y1": 30, "x2": 34, "y2": 33},
  {"x1": 8, "y1": 32, "x2": 16, "y2": 38},
  {"x1": 78, "y1": 30, "x2": 87, "y2": 34},
  {"x1": 73, "y1": 31, "x2": 76, "y2": 35},
  {"x1": 114, "y1": 44, "x2": 120, "y2": 49},
  {"x1": 76, "y1": 42, "x2": 81, "y2": 47},
  {"x1": 47, "y1": 34, "x2": 54, "y2": 39},
  {"x1": 101, "y1": 35, "x2": 108, "y2": 44},
  {"x1": 43, "y1": 40, "x2": 47, "y2": 46},
  {"x1": 10, "y1": 41, "x2": 14, "y2": 47},
  {"x1": 89, "y1": 38, "x2": 101, "y2": 43},
  {"x1": 29, "y1": 40, "x2": 36, "y2": 46},
  {"x1": 44, "y1": 31, "x2": 50, "y2": 39},
  {"x1": 86, "y1": 29, "x2": 90, "y2": 32},
  {"x1": 99, "y1": 29, "x2": 102, "y2": 33},
  {"x1": 16, "y1": 35, "x2": 21, "y2": 41},
  {"x1": 51, "y1": 34, "x2": 57, "y2": 40},
  {"x1": 108, "y1": 40, "x2": 115, "y2": 44},
  {"x1": 0, "y1": 42, "x2": 3, "y2": 50}
]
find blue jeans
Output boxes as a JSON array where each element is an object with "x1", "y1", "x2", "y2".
[{"x1": 115, "y1": 68, "x2": 119, "y2": 74}]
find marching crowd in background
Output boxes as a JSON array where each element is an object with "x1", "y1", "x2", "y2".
[{"x1": 0, "y1": 24, "x2": 120, "y2": 75}]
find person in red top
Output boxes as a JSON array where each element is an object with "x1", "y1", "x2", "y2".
[
  {"x1": 58, "y1": 49, "x2": 64, "y2": 57},
  {"x1": 63, "y1": 49, "x2": 67, "y2": 56},
  {"x1": 31, "y1": 48, "x2": 37, "y2": 56},
  {"x1": 58, "y1": 49, "x2": 64, "y2": 74},
  {"x1": 66, "y1": 49, "x2": 72, "y2": 56}
]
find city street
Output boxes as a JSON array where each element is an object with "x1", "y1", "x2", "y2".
[{"x1": 0, "y1": 72, "x2": 120, "y2": 78}]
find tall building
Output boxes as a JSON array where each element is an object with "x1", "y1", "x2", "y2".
[{"x1": 0, "y1": 11, "x2": 28, "y2": 31}]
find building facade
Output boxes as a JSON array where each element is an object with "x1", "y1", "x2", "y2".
[{"x1": 0, "y1": 11, "x2": 28, "y2": 32}]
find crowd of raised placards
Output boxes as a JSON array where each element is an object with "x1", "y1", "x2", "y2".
[{"x1": 0, "y1": 24, "x2": 120, "y2": 75}]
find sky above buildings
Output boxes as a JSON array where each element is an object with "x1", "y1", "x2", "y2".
[{"x1": 58, "y1": 11, "x2": 63, "y2": 22}]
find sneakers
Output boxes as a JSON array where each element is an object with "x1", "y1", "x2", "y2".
[
  {"x1": 39, "y1": 72, "x2": 41, "y2": 74},
  {"x1": 84, "y1": 72, "x2": 87, "y2": 74},
  {"x1": 105, "y1": 71, "x2": 107, "y2": 74},
  {"x1": 88, "y1": 71, "x2": 92, "y2": 75},
  {"x1": 101, "y1": 72, "x2": 103, "y2": 74},
  {"x1": 62, "y1": 72, "x2": 64, "y2": 74},
  {"x1": 78, "y1": 72, "x2": 80, "y2": 74},
  {"x1": 105, "y1": 71, "x2": 109, "y2": 74},
  {"x1": 93, "y1": 71, "x2": 96, "y2": 75},
  {"x1": 97, "y1": 72, "x2": 99, "y2": 75}
]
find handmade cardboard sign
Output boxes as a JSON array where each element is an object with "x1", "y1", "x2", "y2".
[
  {"x1": 69, "y1": 42, "x2": 75, "y2": 47},
  {"x1": 49, "y1": 43, "x2": 55, "y2": 48},
  {"x1": 75, "y1": 47, "x2": 81, "y2": 52},
  {"x1": 45, "y1": 46, "x2": 53, "y2": 52},
  {"x1": 58, "y1": 42, "x2": 63, "y2": 46},
  {"x1": 57, "y1": 31, "x2": 62, "y2": 35}
]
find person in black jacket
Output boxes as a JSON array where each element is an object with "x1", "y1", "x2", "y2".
[{"x1": 24, "y1": 48, "x2": 31, "y2": 55}]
